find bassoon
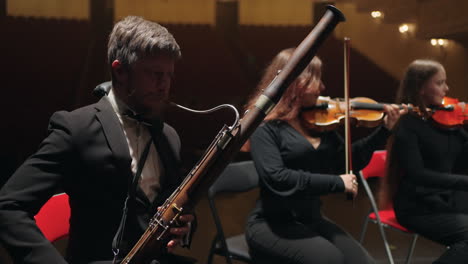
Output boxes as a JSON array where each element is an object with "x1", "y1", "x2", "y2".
[{"x1": 120, "y1": 5, "x2": 346, "y2": 263}]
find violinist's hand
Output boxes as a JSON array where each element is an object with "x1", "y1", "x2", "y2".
[
  {"x1": 157, "y1": 207, "x2": 195, "y2": 252},
  {"x1": 340, "y1": 173, "x2": 358, "y2": 198},
  {"x1": 383, "y1": 104, "x2": 408, "y2": 130}
]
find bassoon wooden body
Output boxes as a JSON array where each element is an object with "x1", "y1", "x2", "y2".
[{"x1": 120, "y1": 5, "x2": 346, "y2": 264}]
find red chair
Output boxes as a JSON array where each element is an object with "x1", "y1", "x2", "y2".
[
  {"x1": 358, "y1": 150, "x2": 419, "y2": 264},
  {"x1": 34, "y1": 193, "x2": 71, "y2": 242}
]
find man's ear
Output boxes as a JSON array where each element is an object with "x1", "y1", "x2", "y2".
[{"x1": 111, "y1": 60, "x2": 128, "y2": 84}]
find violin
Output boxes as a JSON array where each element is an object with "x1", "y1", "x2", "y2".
[
  {"x1": 300, "y1": 96, "x2": 390, "y2": 131},
  {"x1": 430, "y1": 97, "x2": 468, "y2": 128},
  {"x1": 300, "y1": 96, "x2": 465, "y2": 131}
]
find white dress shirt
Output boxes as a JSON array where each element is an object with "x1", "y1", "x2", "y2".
[
  {"x1": 107, "y1": 89, "x2": 163, "y2": 202},
  {"x1": 108, "y1": 89, "x2": 191, "y2": 246}
]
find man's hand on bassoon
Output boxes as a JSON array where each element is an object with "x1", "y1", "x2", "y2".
[{"x1": 166, "y1": 213, "x2": 194, "y2": 252}]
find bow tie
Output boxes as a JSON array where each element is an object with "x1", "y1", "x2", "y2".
[
  {"x1": 122, "y1": 111, "x2": 164, "y2": 139},
  {"x1": 123, "y1": 111, "x2": 151, "y2": 125}
]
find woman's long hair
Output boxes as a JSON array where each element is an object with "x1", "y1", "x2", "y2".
[
  {"x1": 244, "y1": 48, "x2": 322, "y2": 122},
  {"x1": 379, "y1": 59, "x2": 443, "y2": 209},
  {"x1": 240, "y1": 48, "x2": 322, "y2": 152}
]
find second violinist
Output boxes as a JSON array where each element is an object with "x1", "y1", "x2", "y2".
[
  {"x1": 244, "y1": 48, "x2": 405, "y2": 264},
  {"x1": 380, "y1": 59, "x2": 468, "y2": 263}
]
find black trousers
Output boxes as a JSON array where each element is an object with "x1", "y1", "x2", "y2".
[
  {"x1": 246, "y1": 217, "x2": 374, "y2": 264},
  {"x1": 397, "y1": 210, "x2": 468, "y2": 264}
]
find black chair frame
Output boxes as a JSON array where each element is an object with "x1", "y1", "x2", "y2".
[{"x1": 207, "y1": 160, "x2": 258, "y2": 264}]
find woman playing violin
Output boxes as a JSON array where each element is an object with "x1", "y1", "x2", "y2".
[
  {"x1": 381, "y1": 59, "x2": 468, "y2": 264},
  {"x1": 244, "y1": 48, "x2": 404, "y2": 264}
]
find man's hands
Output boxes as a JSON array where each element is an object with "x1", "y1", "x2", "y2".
[{"x1": 166, "y1": 213, "x2": 195, "y2": 252}]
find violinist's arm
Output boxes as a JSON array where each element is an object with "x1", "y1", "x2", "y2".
[
  {"x1": 251, "y1": 124, "x2": 345, "y2": 196},
  {"x1": 395, "y1": 117, "x2": 468, "y2": 190},
  {"x1": 347, "y1": 104, "x2": 406, "y2": 172}
]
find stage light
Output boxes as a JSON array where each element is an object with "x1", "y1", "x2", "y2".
[
  {"x1": 371, "y1": 11, "x2": 383, "y2": 19},
  {"x1": 399, "y1": 24, "x2": 409, "y2": 33}
]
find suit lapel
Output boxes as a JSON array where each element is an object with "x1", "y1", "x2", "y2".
[
  {"x1": 94, "y1": 97, "x2": 132, "y2": 174},
  {"x1": 94, "y1": 97, "x2": 181, "y2": 209}
]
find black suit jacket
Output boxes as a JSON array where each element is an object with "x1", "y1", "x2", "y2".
[{"x1": 0, "y1": 97, "x2": 185, "y2": 263}]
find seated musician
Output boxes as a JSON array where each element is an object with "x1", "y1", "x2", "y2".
[
  {"x1": 0, "y1": 16, "x2": 195, "y2": 264},
  {"x1": 243, "y1": 48, "x2": 405, "y2": 264},
  {"x1": 380, "y1": 59, "x2": 468, "y2": 264}
]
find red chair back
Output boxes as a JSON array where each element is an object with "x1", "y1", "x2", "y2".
[
  {"x1": 34, "y1": 193, "x2": 70, "y2": 242},
  {"x1": 361, "y1": 150, "x2": 387, "y2": 179},
  {"x1": 359, "y1": 150, "x2": 420, "y2": 264}
]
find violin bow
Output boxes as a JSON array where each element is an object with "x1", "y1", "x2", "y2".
[{"x1": 344, "y1": 37, "x2": 354, "y2": 203}]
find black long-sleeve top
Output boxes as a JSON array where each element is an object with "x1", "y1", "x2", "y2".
[
  {"x1": 393, "y1": 114, "x2": 468, "y2": 215},
  {"x1": 248, "y1": 120, "x2": 391, "y2": 223}
]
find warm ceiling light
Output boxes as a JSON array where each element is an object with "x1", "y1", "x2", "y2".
[
  {"x1": 371, "y1": 11, "x2": 383, "y2": 18},
  {"x1": 399, "y1": 24, "x2": 409, "y2": 33},
  {"x1": 430, "y1": 38, "x2": 447, "y2": 46}
]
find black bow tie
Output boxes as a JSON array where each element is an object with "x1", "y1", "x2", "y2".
[
  {"x1": 123, "y1": 111, "x2": 164, "y2": 139},
  {"x1": 123, "y1": 111, "x2": 150, "y2": 124}
]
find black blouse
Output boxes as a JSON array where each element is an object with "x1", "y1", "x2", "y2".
[
  {"x1": 248, "y1": 120, "x2": 391, "y2": 223},
  {"x1": 393, "y1": 114, "x2": 468, "y2": 214}
]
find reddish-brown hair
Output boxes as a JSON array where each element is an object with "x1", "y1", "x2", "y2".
[
  {"x1": 241, "y1": 48, "x2": 322, "y2": 152},
  {"x1": 244, "y1": 48, "x2": 322, "y2": 121}
]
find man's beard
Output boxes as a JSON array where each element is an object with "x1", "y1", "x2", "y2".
[{"x1": 137, "y1": 100, "x2": 168, "y2": 121}]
